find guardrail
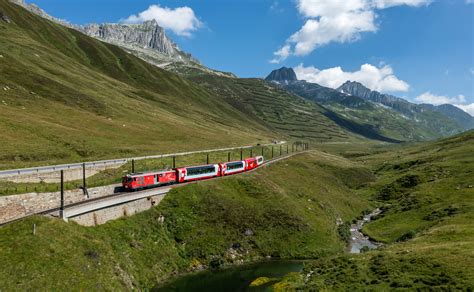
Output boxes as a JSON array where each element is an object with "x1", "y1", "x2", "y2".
[
  {"x1": 0, "y1": 141, "x2": 287, "y2": 178},
  {"x1": 0, "y1": 148, "x2": 308, "y2": 227}
]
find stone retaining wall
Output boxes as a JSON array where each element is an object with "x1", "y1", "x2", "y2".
[
  {"x1": 70, "y1": 194, "x2": 166, "y2": 226},
  {"x1": 1, "y1": 163, "x2": 126, "y2": 183},
  {"x1": 0, "y1": 184, "x2": 120, "y2": 224}
]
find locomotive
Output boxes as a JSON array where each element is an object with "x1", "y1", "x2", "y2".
[{"x1": 122, "y1": 156, "x2": 264, "y2": 191}]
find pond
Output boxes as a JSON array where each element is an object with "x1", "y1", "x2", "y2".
[{"x1": 153, "y1": 260, "x2": 304, "y2": 292}]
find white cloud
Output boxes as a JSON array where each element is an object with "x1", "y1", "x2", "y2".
[
  {"x1": 124, "y1": 4, "x2": 202, "y2": 37},
  {"x1": 371, "y1": 0, "x2": 432, "y2": 9},
  {"x1": 270, "y1": 45, "x2": 291, "y2": 64},
  {"x1": 415, "y1": 92, "x2": 466, "y2": 105},
  {"x1": 294, "y1": 63, "x2": 410, "y2": 92},
  {"x1": 272, "y1": 0, "x2": 431, "y2": 62},
  {"x1": 455, "y1": 104, "x2": 474, "y2": 116}
]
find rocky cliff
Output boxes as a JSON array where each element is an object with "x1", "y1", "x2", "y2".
[
  {"x1": 82, "y1": 20, "x2": 180, "y2": 58},
  {"x1": 8, "y1": 0, "x2": 234, "y2": 77},
  {"x1": 265, "y1": 67, "x2": 297, "y2": 82}
]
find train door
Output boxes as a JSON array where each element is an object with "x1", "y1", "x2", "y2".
[{"x1": 137, "y1": 176, "x2": 145, "y2": 187}]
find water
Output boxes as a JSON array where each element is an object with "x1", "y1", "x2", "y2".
[
  {"x1": 154, "y1": 210, "x2": 381, "y2": 290},
  {"x1": 349, "y1": 208, "x2": 382, "y2": 253},
  {"x1": 153, "y1": 260, "x2": 304, "y2": 292}
]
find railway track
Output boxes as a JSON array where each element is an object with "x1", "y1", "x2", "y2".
[
  {"x1": 0, "y1": 151, "x2": 306, "y2": 227},
  {"x1": 0, "y1": 142, "x2": 286, "y2": 178}
]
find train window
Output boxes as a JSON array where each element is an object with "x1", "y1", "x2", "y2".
[
  {"x1": 258, "y1": 158, "x2": 263, "y2": 163},
  {"x1": 227, "y1": 162, "x2": 243, "y2": 170},
  {"x1": 127, "y1": 177, "x2": 133, "y2": 182},
  {"x1": 187, "y1": 165, "x2": 215, "y2": 176}
]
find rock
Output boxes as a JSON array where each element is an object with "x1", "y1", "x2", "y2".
[
  {"x1": 244, "y1": 228, "x2": 254, "y2": 236},
  {"x1": 265, "y1": 67, "x2": 298, "y2": 82},
  {"x1": 0, "y1": 11, "x2": 11, "y2": 23},
  {"x1": 82, "y1": 20, "x2": 178, "y2": 57},
  {"x1": 249, "y1": 277, "x2": 275, "y2": 287},
  {"x1": 157, "y1": 215, "x2": 165, "y2": 224},
  {"x1": 9, "y1": 0, "x2": 25, "y2": 5}
]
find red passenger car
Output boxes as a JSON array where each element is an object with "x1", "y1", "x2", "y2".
[
  {"x1": 244, "y1": 156, "x2": 264, "y2": 171},
  {"x1": 122, "y1": 170, "x2": 177, "y2": 191},
  {"x1": 122, "y1": 156, "x2": 265, "y2": 191}
]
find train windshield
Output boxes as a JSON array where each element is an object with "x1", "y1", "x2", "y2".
[{"x1": 187, "y1": 165, "x2": 215, "y2": 176}]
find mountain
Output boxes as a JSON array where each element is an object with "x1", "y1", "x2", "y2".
[
  {"x1": 266, "y1": 68, "x2": 470, "y2": 141},
  {"x1": 82, "y1": 20, "x2": 180, "y2": 58},
  {"x1": 422, "y1": 103, "x2": 474, "y2": 130},
  {"x1": 338, "y1": 81, "x2": 474, "y2": 131},
  {"x1": 338, "y1": 81, "x2": 410, "y2": 109},
  {"x1": 0, "y1": 0, "x2": 271, "y2": 168},
  {"x1": 0, "y1": 1, "x2": 365, "y2": 168},
  {"x1": 8, "y1": 0, "x2": 235, "y2": 78},
  {"x1": 189, "y1": 74, "x2": 400, "y2": 143},
  {"x1": 264, "y1": 66, "x2": 297, "y2": 83},
  {"x1": 9, "y1": 0, "x2": 76, "y2": 27}
]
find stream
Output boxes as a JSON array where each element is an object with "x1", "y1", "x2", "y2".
[
  {"x1": 349, "y1": 208, "x2": 382, "y2": 253},
  {"x1": 153, "y1": 209, "x2": 382, "y2": 291}
]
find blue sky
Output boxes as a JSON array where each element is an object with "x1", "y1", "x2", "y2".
[{"x1": 30, "y1": 0, "x2": 474, "y2": 114}]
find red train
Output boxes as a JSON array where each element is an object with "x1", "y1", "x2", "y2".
[{"x1": 122, "y1": 156, "x2": 264, "y2": 191}]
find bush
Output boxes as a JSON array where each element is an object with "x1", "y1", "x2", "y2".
[
  {"x1": 337, "y1": 222, "x2": 351, "y2": 243},
  {"x1": 396, "y1": 230, "x2": 416, "y2": 242}
]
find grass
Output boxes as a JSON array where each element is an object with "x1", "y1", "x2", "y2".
[
  {"x1": 0, "y1": 144, "x2": 295, "y2": 196},
  {"x1": 0, "y1": 151, "x2": 372, "y2": 290},
  {"x1": 281, "y1": 80, "x2": 466, "y2": 142},
  {"x1": 0, "y1": 1, "x2": 276, "y2": 169},
  {"x1": 0, "y1": 1, "x2": 365, "y2": 171},
  {"x1": 279, "y1": 130, "x2": 474, "y2": 290},
  {"x1": 189, "y1": 76, "x2": 362, "y2": 143}
]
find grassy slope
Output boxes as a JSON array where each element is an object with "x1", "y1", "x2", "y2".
[
  {"x1": 324, "y1": 101, "x2": 455, "y2": 141},
  {"x1": 0, "y1": 151, "x2": 373, "y2": 290},
  {"x1": 283, "y1": 81, "x2": 464, "y2": 141},
  {"x1": 0, "y1": 1, "x2": 275, "y2": 169},
  {"x1": 191, "y1": 76, "x2": 360, "y2": 142},
  {"x1": 0, "y1": 1, "x2": 368, "y2": 171},
  {"x1": 279, "y1": 130, "x2": 474, "y2": 290}
]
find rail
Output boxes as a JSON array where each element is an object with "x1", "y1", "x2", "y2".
[
  {"x1": 0, "y1": 141, "x2": 287, "y2": 178},
  {"x1": 0, "y1": 150, "x2": 307, "y2": 227}
]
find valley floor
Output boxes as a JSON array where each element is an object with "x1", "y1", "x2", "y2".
[{"x1": 0, "y1": 131, "x2": 473, "y2": 290}]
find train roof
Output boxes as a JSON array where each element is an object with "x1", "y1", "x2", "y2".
[
  {"x1": 175, "y1": 163, "x2": 219, "y2": 169},
  {"x1": 125, "y1": 169, "x2": 175, "y2": 177}
]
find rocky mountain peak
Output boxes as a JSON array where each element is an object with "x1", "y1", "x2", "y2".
[
  {"x1": 82, "y1": 21, "x2": 177, "y2": 57},
  {"x1": 265, "y1": 67, "x2": 298, "y2": 82},
  {"x1": 337, "y1": 81, "x2": 371, "y2": 97}
]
